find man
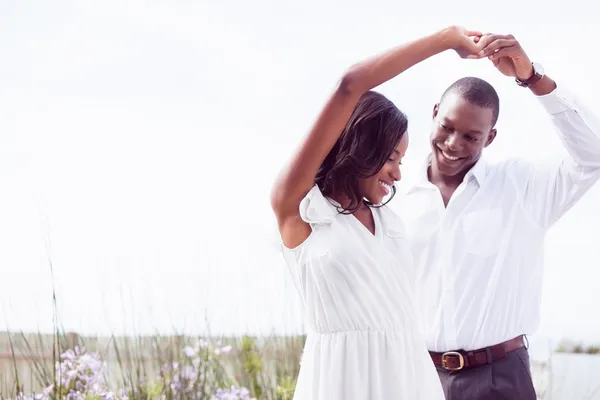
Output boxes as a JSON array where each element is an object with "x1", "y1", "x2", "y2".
[{"x1": 393, "y1": 33, "x2": 600, "y2": 399}]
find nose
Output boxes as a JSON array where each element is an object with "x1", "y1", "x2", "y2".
[
  {"x1": 445, "y1": 133, "x2": 461, "y2": 151},
  {"x1": 391, "y1": 163, "x2": 401, "y2": 182}
]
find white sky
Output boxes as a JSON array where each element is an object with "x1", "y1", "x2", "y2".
[{"x1": 1, "y1": 0, "x2": 599, "y2": 359}]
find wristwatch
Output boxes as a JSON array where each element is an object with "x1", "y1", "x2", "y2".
[{"x1": 515, "y1": 62, "x2": 544, "y2": 87}]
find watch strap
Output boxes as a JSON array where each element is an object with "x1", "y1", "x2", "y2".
[{"x1": 515, "y1": 63, "x2": 544, "y2": 87}]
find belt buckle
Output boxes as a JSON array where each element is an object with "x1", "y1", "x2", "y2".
[{"x1": 441, "y1": 351, "x2": 465, "y2": 371}]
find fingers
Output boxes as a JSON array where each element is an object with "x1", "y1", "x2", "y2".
[
  {"x1": 478, "y1": 34, "x2": 514, "y2": 49},
  {"x1": 479, "y1": 38, "x2": 514, "y2": 57},
  {"x1": 459, "y1": 34, "x2": 487, "y2": 59},
  {"x1": 465, "y1": 30, "x2": 483, "y2": 37},
  {"x1": 468, "y1": 41, "x2": 486, "y2": 57},
  {"x1": 477, "y1": 34, "x2": 518, "y2": 58},
  {"x1": 481, "y1": 33, "x2": 514, "y2": 41},
  {"x1": 488, "y1": 46, "x2": 517, "y2": 60}
]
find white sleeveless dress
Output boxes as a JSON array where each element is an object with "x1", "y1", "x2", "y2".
[{"x1": 281, "y1": 185, "x2": 445, "y2": 399}]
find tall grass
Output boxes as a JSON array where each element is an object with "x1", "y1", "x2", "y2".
[
  {"x1": 6, "y1": 329, "x2": 600, "y2": 400},
  {"x1": 0, "y1": 329, "x2": 305, "y2": 400},
  {"x1": 1, "y1": 256, "x2": 598, "y2": 399}
]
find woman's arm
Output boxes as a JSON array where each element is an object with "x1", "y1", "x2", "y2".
[{"x1": 271, "y1": 26, "x2": 482, "y2": 248}]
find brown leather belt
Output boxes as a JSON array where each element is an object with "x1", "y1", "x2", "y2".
[{"x1": 429, "y1": 335, "x2": 525, "y2": 371}]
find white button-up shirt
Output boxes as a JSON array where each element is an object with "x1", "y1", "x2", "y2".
[{"x1": 391, "y1": 84, "x2": 600, "y2": 352}]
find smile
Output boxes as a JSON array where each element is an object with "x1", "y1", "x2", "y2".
[
  {"x1": 379, "y1": 180, "x2": 392, "y2": 195},
  {"x1": 437, "y1": 145, "x2": 464, "y2": 162}
]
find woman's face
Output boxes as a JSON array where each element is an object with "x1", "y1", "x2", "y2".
[{"x1": 358, "y1": 133, "x2": 408, "y2": 205}]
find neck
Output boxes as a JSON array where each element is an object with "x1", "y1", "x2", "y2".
[
  {"x1": 330, "y1": 192, "x2": 368, "y2": 213},
  {"x1": 428, "y1": 160, "x2": 470, "y2": 188}
]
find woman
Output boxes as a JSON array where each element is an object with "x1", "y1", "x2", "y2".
[{"x1": 270, "y1": 26, "x2": 482, "y2": 399}]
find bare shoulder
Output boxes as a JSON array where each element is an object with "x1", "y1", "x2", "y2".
[
  {"x1": 278, "y1": 214, "x2": 312, "y2": 251},
  {"x1": 277, "y1": 185, "x2": 337, "y2": 250}
]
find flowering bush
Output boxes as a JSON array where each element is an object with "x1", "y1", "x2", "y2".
[
  {"x1": 157, "y1": 339, "x2": 246, "y2": 399},
  {"x1": 212, "y1": 386, "x2": 254, "y2": 400},
  {"x1": 10, "y1": 346, "x2": 113, "y2": 400},
  {"x1": 9, "y1": 339, "x2": 255, "y2": 400}
]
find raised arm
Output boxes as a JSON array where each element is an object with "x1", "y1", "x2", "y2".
[
  {"x1": 524, "y1": 85, "x2": 600, "y2": 228},
  {"x1": 271, "y1": 26, "x2": 483, "y2": 248},
  {"x1": 479, "y1": 34, "x2": 600, "y2": 228}
]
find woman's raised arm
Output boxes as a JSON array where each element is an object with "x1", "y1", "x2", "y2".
[{"x1": 271, "y1": 26, "x2": 482, "y2": 248}]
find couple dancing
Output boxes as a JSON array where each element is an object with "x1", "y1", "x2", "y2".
[{"x1": 270, "y1": 25, "x2": 600, "y2": 399}]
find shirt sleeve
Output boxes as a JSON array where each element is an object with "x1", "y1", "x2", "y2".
[{"x1": 518, "y1": 84, "x2": 600, "y2": 228}]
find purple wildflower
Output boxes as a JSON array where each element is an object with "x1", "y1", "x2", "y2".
[{"x1": 212, "y1": 385, "x2": 255, "y2": 400}]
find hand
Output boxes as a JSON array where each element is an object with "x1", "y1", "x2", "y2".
[
  {"x1": 476, "y1": 33, "x2": 533, "y2": 80},
  {"x1": 443, "y1": 26, "x2": 485, "y2": 59}
]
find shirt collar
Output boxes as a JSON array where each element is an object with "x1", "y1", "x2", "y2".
[{"x1": 406, "y1": 153, "x2": 488, "y2": 193}]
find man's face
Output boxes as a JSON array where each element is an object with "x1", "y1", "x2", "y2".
[{"x1": 430, "y1": 93, "x2": 497, "y2": 178}]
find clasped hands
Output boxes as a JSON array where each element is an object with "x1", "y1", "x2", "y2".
[{"x1": 445, "y1": 26, "x2": 534, "y2": 81}]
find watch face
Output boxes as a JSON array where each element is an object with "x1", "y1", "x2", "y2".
[{"x1": 533, "y1": 62, "x2": 544, "y2": 76}]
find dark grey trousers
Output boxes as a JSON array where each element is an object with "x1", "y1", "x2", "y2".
[{"x1": 435, "y1": 347, "x2": 537, "y2": 400}]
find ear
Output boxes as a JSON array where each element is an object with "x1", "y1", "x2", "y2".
[
  {"x1": 432, "y1": 103, "x2": 439, "y2": 120},
  {"x1": 485, "y1": 129, "x2": 497, "y2": 147}
]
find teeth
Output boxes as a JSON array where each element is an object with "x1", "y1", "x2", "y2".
[
  {"x1": 441, "y1": 151, "x2": 460, "y2": 161},
  {"x1": 379, "y1": 181, "x2": 392, "y2": 194}
]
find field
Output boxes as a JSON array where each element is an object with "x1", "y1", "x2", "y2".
[
  {"x1": 2, "y1": 330, "x2": 599, "y2": 400},
  {"x1": 0, "y1": 331, "x2": 304, "y2": 400}
]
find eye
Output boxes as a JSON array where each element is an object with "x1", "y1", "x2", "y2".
[
  {"x1": 440, "y1": 124, "x2": 452, "y2": 131},
  {"x1": 466, "y1": 135, "x2": 478, "y2": 142}
]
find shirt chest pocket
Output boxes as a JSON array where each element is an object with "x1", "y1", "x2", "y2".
[{"x1": 461, "y1": 209, "x2": 505, "y2": 256}]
